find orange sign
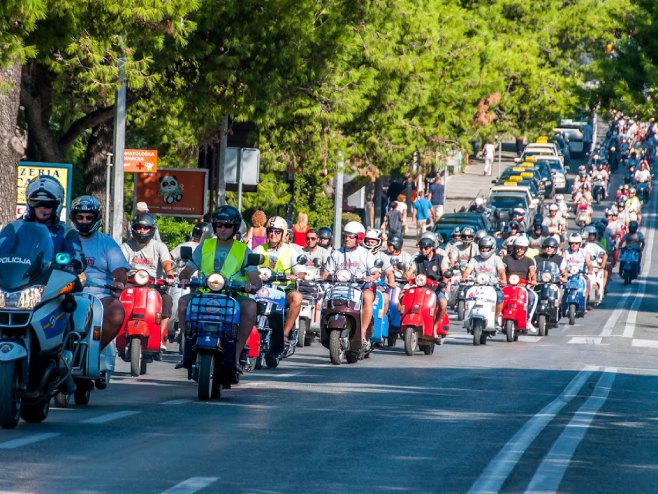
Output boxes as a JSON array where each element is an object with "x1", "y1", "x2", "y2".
[
  {"x1": 124, "y1": 149, "x2": 158, "y2": 173},
  {"x1": 134, "y1": 169, "x2": 207, "y2": 217}
]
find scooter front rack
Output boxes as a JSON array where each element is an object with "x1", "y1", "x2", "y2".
[{"x1": 187, "y1": 294, "x2": 238, "y2": 333}]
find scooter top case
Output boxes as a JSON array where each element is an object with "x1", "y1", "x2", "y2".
[{"x1": 71, "y1": 292, "x2": 104, "y2": 379}]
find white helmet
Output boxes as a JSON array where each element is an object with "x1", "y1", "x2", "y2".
[
  {"x1": 265, "y1": 216, "x2": 288, "y2": 246},
  {"x1": 568, "y1": 232, "x2": 582, "y2": 244},
  {"x1": 343, "y1": 221, "x2": 366, "y2": 238},
  {"x1": 513, "y1": 236, "x2": 530, "y2": 248},
  {"x1": 549, "y1": 203, "x2": 559, "y2": 211},
  {"x1": 555, "y1": 194, "x2": 564, "y2": 202},
  {"x1": 363, "y1": 228, "x2": 383, "y2": 252}
]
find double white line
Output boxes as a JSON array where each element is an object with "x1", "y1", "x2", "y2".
[{"x1": 468, "y1": 365, "x2": 617, "y2": 494}]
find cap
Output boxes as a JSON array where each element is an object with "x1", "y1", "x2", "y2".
[{"x1": 136, "y1": 202, "x2": 149, "y2": 212}]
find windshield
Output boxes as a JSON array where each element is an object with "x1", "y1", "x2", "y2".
[
  {"x1": 0, "y1": 221, "x2": 54, "y2": 291},
  {"x1": 536, "y1": 260, "x2": 561, "y2": 276},
  {"x1": 536, "y1": 159, "x2": 563, "y2": 172},
  {"x1": 490, "y1": 196, "x2": 527, "y2": 209}
]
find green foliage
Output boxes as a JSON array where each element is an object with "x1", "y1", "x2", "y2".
[
  {"x1": 342, "y1": 212, "x2": 361, "y2": 225},
  {"x1": 156, "y1": 216, "x2": 195, "y2": 250}
]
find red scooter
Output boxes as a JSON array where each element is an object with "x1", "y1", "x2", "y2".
[
  {"x1": 399, "y1": 275, "x2": 450, "y2": 356},
  {"x1": 501, "y1": 274, "x2": 528, "y2": 342},
  {"x1": 117, "y1": 270, "x2": 165, "y2": 376}
]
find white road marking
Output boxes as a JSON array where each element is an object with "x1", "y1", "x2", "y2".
[
  {"x1": 161, "y1": 399, "x2": 192, "y2": 405},
  {"x1": 0, "y1": 432, "x2": 61, "y2": 450},
  {"x1": 267, "y1": 372, "x2": 300, "y2": 378},
  {"x1": 525, "y1": 367, "x2": 617, "y2": 494},
  {"x1": 598, "y1": 288, "x2": 631, "y2": 337},
  {"x1": 517, "y1": 336, "x2": 542, "y2": 343},
  {"x1": 467, "y1": 365, "x2": 597, "y2": 494},
  {"x1": 568, "y1": 336, "x2": 602, "y2": 345},
  {"x1": 81, "y1": 411, "x2": 139, "y2": 424},
  {"x1": 631, "y1": 339, "x2": 658, "y2": 349},
  {"x1": 161, "y1": 477, "x2": 219, "y2": 494}
]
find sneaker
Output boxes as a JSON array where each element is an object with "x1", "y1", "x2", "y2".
[
  {"x1": 160, "y1": 343, "x2": 167, "y2": 352},
  {"x1": 174, "y1": 360, "x2": 185, "y2": 370}
]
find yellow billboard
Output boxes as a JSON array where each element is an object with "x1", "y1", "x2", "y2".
[{"x1": 16, "y1": 163, "x2": 73, "y2": 220}]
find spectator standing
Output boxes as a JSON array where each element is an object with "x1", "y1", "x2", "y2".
[
  {"x1": 582, "y1": 122, "x2": 593, "y2": 155},
  {"x1": 396, "y1": 193, "x2": 408, "y2": 236},
  {"x1": 383, "y1": 202, "x2": 403, "y2": 237},
  {"x1": 292, "y1": 211, "x2": 311, "y2": 247},
  {"x1": 428, "y1": 175, "x2": 445, "y2": 223},
  {"x1": 482, "y1": 141, "x2": 496, "y2": 176},
  {"x1": 245, "y1": 209, "x2": 268, "y2": 250},
  {"x1": 412, "y1": 190, "x2": 433, "y2": 241}
]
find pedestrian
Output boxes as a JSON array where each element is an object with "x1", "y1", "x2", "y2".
[
  {"x1": 383, "y1": 202, "x2": 403, "y2": 237},
  {"x1": 412, "y1": 190, "x2": 433, "y2": 241},
  {"x1": 245, "y1": 209, "x2": 268, "y2": 250},
  {"x1": 581, "y1": 121, "x2": 593, "y2": 155},
  {"x1": 396, "y1": 193, "x2": 408, "y2": 236},
  {"x1": 428, "y1": 174, "x2": 445, "y2": 223},
  {"x1": 292, "y1": 211, "x2": 311, "y2": 247},
  {"x1": 482, "y1": 140, "x2": 496, "y2": 176}
]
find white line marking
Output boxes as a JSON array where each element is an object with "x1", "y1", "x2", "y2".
[
  {"x1": 0, "y1": 432, "x2": 61, "y2": 450},
  {"x1": 82, "y1": 410, "x2": 139, "y2": 424},
  {"x1": 467, "y1": 365, "x2": 597, "y2": 494},
  {"x1": 161, "y1": 399, "x2": 192, "y2": 405},
  {"x1": 598, "y1": 288, "x2": 631, "y2": 337},
  {"x1": 631, "y1": 339, "x2": 658, "y2": 349},
  {"x1": 525, "y1": 368, "x2": 617, "y2": 494},
  {"x1": 161, "y1": 477, "x2": 219, "y2": 494},
  {"x1": 268, "y1": 373, "x2": 299, "y2": 378},
  {"x1": 568, "y1": 337, "x2": 602, "y2": 345},
  {"x1": 517, "y1": 336, "x2": 542, "y2": 343}
]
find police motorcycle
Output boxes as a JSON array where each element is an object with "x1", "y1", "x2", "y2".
[
  {"x1": 463, "y1": 273, "x2": 500, "y2": 346},
  {"x1": 296, "y1": 258, "x2": 325, "y2": 348},
  {"x1": 0, "y1": 222, "x2": 93, "y2": 428},
  {"x1": 533, "y1": 260, "x2": 562, "y2": 336},
  {"x1": 562, "y1": 266, "x2": 587, "y2": 325},
  {"x1": 321, "y1": 259, "x2": 384, "y2": 364},
  {"x1": 253, "y1": 255, "x2": 307, "y2": 369},
  {"x1": 178, "y1": 246, "x2": 263, "y2": 400}
]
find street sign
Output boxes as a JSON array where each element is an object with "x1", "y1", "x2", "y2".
[
  {"x1": 134, "y1": 168, "x2": 208, "y2": 217},
  {"x1": 124, "y1": 149, "x2": 158, "y2": 173}
]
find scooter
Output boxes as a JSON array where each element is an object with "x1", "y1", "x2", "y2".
[
  {"x1": 619, "y1": 247, "x2": 640, "y2": 285},
  {"x1": 635, "y1": 181, "x2": 650, "y2": 204},
  {"x1": 463, "y1": 274, "x2": 500, "y2": 346},
  {"x1": 533, "y1": 261, "x2": 562, "y2": 336},
  {"x1": 167, "y1": 282, "x2": 190, "y2": 354},
  {"x1": 0, "y1": 222, "x2": 80, "y2": 429},
  {"x1": 370, "y1": 283, "x2": 390, "y2": 347},
  {"x1": 387, "y1": 284, "x2": 402, "y2": 346},
  {"x1": 181, "y1": 251, "x2": 262, "y2": 400},
  {"x1": 592, "y1": 179, "x2": 606, "y2": 204},
  {"x1": 575, "y1": 203, "x2": 593, "y2": 228},
  {"x1": 501, "y1": 275, "x2": 528, "y2": 342},
  {"x1": 253, "y1": 269, "x2": 289, "y2": 369},
  {"x1": 588, "y1": 255, "x2": 605, "y2": 306},
  {"x1": 561, "y1": 267, "x2": 587, "y2": 325},
  {"x1": 117, "y1": 271, "x2": 165, "y2": 377},
  {"x1": 399, "y1": 274, "x2": 449, "y2": 356},
  {"x1": 296, "y1": 277, "x2": 324, "y2": 348}
]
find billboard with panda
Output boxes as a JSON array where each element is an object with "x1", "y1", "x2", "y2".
[{"x1": 134, "y1": 168, "x2": 208, "y2": 217}]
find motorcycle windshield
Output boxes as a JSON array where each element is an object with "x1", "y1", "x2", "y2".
[
  {"x1": 0, "y1": 221, "x2": 54, "y2": 291},
  {"x1": 536, "y1": 261, "x2": 560, "y2": 276}
]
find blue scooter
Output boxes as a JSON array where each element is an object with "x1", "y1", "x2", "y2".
[
  {"x1": 561, "y1": 268, "x2": 587, "y2": 325},
  {"x1": 370, "y1": 284, "x2": 390, "y2": 346}
]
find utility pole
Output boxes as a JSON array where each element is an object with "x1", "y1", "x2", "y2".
[
  {"x1": 333, "y1": 152, "x2": 345, "y2": 250},
  {"x1": 110, "y1": 52, "x2": 126, "y2": 243},
  {"x1": 217, "y1": 114, "x2": 228, "y2": 207}
]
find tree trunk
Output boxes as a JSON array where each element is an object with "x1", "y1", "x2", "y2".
[
  {"x1": 83, "y1": 122, "x2": 113, "y2": 213},
  {"x1": 0, "y1": 60, "x2": 24, "y2": 226}
]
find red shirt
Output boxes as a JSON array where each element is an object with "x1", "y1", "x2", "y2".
[{"x1": 293, "y1": 226, "x2": 310, "y2": 247}]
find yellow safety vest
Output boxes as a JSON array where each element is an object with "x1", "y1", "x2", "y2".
[
  {"x1": 200, "y1": 238, "x2": 248, "y2": 283},
  {"x1": 256, "y1": 243, "x2": 293, "y2": 273}
]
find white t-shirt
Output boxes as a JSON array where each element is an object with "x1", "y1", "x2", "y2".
[
  {"x1": 635, "y1": 169, "x2": 651, "y2": 182},
  {"x1": 121, "y1": 238, "x2": 172, "y2": 279},
  {"x1": 563, "y1": 249, "x2": 588, "y2": 272},
  {"x1": 466, "y1": 254, "x2": 504, "y2": 282},
  {"x1": 325, "y1": 246, "x2": 378, "y2": 279},
  {"x1": 582, "y1": 242, "x2": 606, "y2": 267}
]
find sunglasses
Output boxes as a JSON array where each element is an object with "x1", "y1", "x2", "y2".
[
  {"x1": 306, "y1": 236, "x2": 318, "y2": 241},
  {"x1": 214, "y1": 222, "x2": 235, "y2": 229},
  {"x1": 267, "y1": 228, "x2": 283, "y2": 235},
  {"x1": 76, "y1": 214, "x2": 95, "y2": 221},
  {"x1": 343, "y1": 233, "x2": 358, "y2": 239}
]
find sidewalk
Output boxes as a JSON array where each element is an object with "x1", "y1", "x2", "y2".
[{"x1": 402, "y1": 145, "x2": 519, "y2": 250}]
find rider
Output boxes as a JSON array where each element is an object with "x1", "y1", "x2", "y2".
[
  {"x1": 445, "y1": 227, "x2": 462, "y2": 260},
  {"x1": 322, "y1": 221, "x2": 381, "y2": 347},
  {"x1": 502, "y1": 236, "x2": 538, "y2": 331},
  {"x1": 171, "y1": 221, "x2": 214, "y2": 271},
  {"x1": 302, "y1": 228, "x2": 330, "y2": 276},
  {"x1": 69, "y1": 196, "x2": 129, "y2": 351},
  {"x1": 380, "y1": 233, "x2": 414, "y2": 281},
  {"x1": 625, "y1": 188, "x2": 642, "y2": 224},
  {"x1": 563, "y1": 232, "x2": 593, "y2": 303},
  {"x1": 619, "y1": 220, "x2": 646, "y2": 273},
  {"x1": 449, "y1": 226, "x2": 479, "y2": 268},
  {"x1": 411, "y1": 232, "x2": 449, "y2": 332},
  {"x1": 176, "y1": 205, "x2": 263, "y2": 372},
  {"x1": 317, "y1": 227, "x2": 334, "y2": 254},
  {"x1": 255, "y1": 216, "x2": 306, "y2": 350},
  {"x1": 362, "y1": 229, "x2": 396, "y2": 315},
  {"x1": 461, "y1": 235, "x2": 507, "y2": 329},
  {"x1": 582, "y1": 225, "x2": 609, "y2": 296},
  {"x1": 23, "y1": 175, "x2": 85, "y2": 274},
  {"x1": 120, "y1": 213, "x2": 175, "y2": 351},
  {"x1": 535, "y1": 237, "x2": 567, "y2": 280}
]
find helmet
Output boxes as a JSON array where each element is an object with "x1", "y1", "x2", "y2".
[
  {"x1": 478, "y1": 235, "x2": 496, "y2": 259},
  {"x1": 318, "y1": 227, "x2": 332, "y2": 240},
  {"x1": 509, "y1": 220, "x2": 521, "y2": 231},
  {"x1": 474, "y1": 197, "x2": 484, "y2": 207},
  {"x1": 25, "y1": 175, "x2": 65, "y2": 221},
  {"x1": 475, "y1": 229, "x2": 487, "y2": 243},
  {"x1": 513, "y1": 236, "x2": 530, "y2": 249},
  {"x1": 542, "y1": 236, "x2": 558, "y2": 250},
  {"x1": 265, "y1": 215, "x2": 288, "y2": 238},
  {"x1": 628, "y1": 220, "x2": 638, "y2": 234},
  {"x1": 190, "y1": 221, "x2": 213, "y2": 242},
  {"x1": 70, "y1": 195, "x2": 102, "y2": 234},
  {"x1": 451, "y1": 227, "x2": 461, "y2": 239},
  {"x1": 568, "y1": 232, "x2": 582, "y2": 244},
  {"x1": 212, "y1": 205, "x2": 243, "y2": 235},
  {"x1": 461, "y1": 226, "x2": 475, "y2": 244},
  {"x1": 555, "y1": 194, "x2": 564, "y2": 202},
  {"x1": 363, "y1": 228, "x2": 383, "y2": 252},
  {"x1": 578, "y1": 165, "x2": 586, "y2": 172},
  {"x1": 549, "y1": 203, "x2": 558, "y2": 212},
  {"x1": 387, "y1": 233, "x2": 404, "y2": 251},
  {"x1": 419, "y1": 231, "x2": 439, "y2": 249},
  {"x1": 583, "y1": 225, "x2": 597, "y2": 238},
  {"x1": 131, "y1": 213, "x2": 157, "y2": 243},
  {"x1": 629, "y1": 187, "x2": 636, "y2": 194},
  {"x1": 343, "y1": 221, "x2": 366, "y2": 243}
]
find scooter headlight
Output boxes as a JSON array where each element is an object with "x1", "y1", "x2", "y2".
[
  {"x1": 570, "y1": 266, "x2": 580, "y2": 275},
  {"x1": 541, "y1": 272, "x2": 552, "y2": 283},
  {"x1": 509, "y1": 274, "x2": 520, "y2": 286},
  {"x1": 206, "y1": 273, "x2": 225, "y2": 292},
  {"x1": 258, "y1": 267, "x2": 272, "y2": 281},
  {"x1": 415, "y1": 274, "x2": 427, "y2": 287},
  {"x1": 336, "y1": 269, "x2": 351, "y2": 282},
  {"x1": 134, "y1": 270, "x2": 150, "y2": 286},
  {"x1": 0, "y1": 286, "x2": 45, "y2": 309},
  {"x1": 476, "y1": 273, "x2": 489, "y2": 285},
  {"x1": 256, "y1": 287, "x2": 270, "y2": 298}
]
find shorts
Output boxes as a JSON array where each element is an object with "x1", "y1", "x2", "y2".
[
  {"x1": 494, "y1": 287, "x2": 504, "y2": 304},
  {"x1": 161, "y1": 292, "x2": 173, "y2": 319},
  {"x1": 432, "y1": 204, "x2": 444, "y2": 217}
]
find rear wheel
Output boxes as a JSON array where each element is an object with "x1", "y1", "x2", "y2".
[
  {"x1": 387, "y1": 333, "x2": 398, "y2": 347},
  {"x1": 457, "y1": 300, "x2": 465, "y2": 321},
  {"x1": 624, "y1": 270, "x2": 631, "y2": 285},
  {"x1": 265, "y1": 354, "x2": 280, "y2": 368},
  {"x1": 74, "y1": 381, "x2": 92, "y2": 406},
  {"x1": 53, "y1": 392, "x2": 70, "y2": 408},
  {"x1": 472, "y1": 320, "x2": 483, "y2": 346},
  {"x1": 568, "y1": 304, "x2": 576, "y2": 325},
  {"x1": 505, "y1": 320, "x2": 515, "y2": 342},
  {"x1": 404, "y1": 328, "x2": 418, "y2": 356},
  {"x1": 537, "y1": 315, "x2": 547, "y2": 337},
  {"x1": 329, "y1": 331, "x2": 344, "y2": 365},
  {"x1": 422, "y1": 343, "x2": 435, "y2": 355},
  {"x1": 297, "y1": 320, "x2": 308, "y2": 348},
  {"x1": 130, "y1": 338, "x2": 142, "y2": 377},
  {"x1": 0, "y1": 361, "x2": 21, "y2": 429}
]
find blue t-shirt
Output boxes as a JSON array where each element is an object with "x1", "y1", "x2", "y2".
[
  {"x1": 81, "y1": 232, "x2": 130, "y2": 297},
  {"x1": 429, "y1": 183, "x2": 445, "y2": 206},
  {"x1": 413, "y1": 197, "x2": 433, "y2": 221}
]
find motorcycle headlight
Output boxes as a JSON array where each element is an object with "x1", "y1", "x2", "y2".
[
  {"x1": 0, "y1": 286, "x2": 45, "y2": 309},
  {"x1": 134, "y1": 270, "x2": 150, "y2": 286},
  {"x1": 415, "y1": 274, "x2": 427, "y2": 287},
  {"x1": 336, "y1": 270, "x2": 351, "y2": 282},
  {"x1": 541, "y1": 272, "x2": 552, "y2": 283},
  {"x1": 206, "y1": 273, "x2": 225, "y2": 292},
  {"x1": 509, "y1": 274, "x2": 520, "y2": 286}
]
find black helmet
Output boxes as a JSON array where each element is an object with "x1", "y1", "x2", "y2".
[
  {"x1": 387, "y1": 233, "x2": 404, "y2": 250},
  {"x1": 211, "y1": 205, "x2": 242, "y2": 235},
  {"x1": 131, "y1": 213, "x2": 157, "y2": 243},
  {"x1": 542, "y1": 236, "x2": 558, "y2": 250},
  {"x1": 70, "y1": 195, "x2": 102, "y2": 234},
  {"x1": 191, "y1": 221, "x2": 213, "y2": 242},
  {"x1": 509, "y1": 220, "x2": 522, "y2": 231},
  {"x1": 318, "y1": 227, "x2": 333, "y2": 240},
  {"x1": 628, "y1": 220, "x2": 638, "y2": 234}
]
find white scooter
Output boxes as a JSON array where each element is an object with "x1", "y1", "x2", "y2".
[
  {"x1": 463, "y1": 274, "x2": 500, "y2": 346},
  {"x1": 587, "y1": 255, "x2": 605, "y2": 306}
]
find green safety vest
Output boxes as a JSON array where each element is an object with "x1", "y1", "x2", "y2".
[
  {"x1": 200, "y1": 238, "x2": 248, "y2": 283},
  {"x1": 256, "y1": 243, "x2": 293, "y2": 273}
]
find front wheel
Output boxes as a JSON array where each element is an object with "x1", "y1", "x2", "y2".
[
  {"x1": 329, "y1": 331, "x2": 344, "y2": 365},
  {"x1": 53, "y1": 392, "x2": 70, "y2": 408},
  {"x1": 74, "y1": 381, "x2": 92, "y2": 406},
  {"x1": 0, "y1": 361, "x2": 21, "y2": 429},
  {"x1": 297, "y1": 320, "x2": 308, "y2": 348},
  {"x1": 504, "y1": 320, "x2": 515, "y2": 342},
  {"x1": 624, "y1": 270, "x2": 631, "y2": 285},
  {"x1": 568, "y1": 304, "x2": 576, "y2": 325},
  {"x1": 472, "y1": 320, "x2": 483, "y2": 346},
  {"x1": 197, "y1": 353, "x2": 215, "y2": 401},
  {"x1": 537, "y1": 315, "x2": 547, "y2": 337},
  {"x1": 404, "y1": 328, "x2": 418, "y2": 356},
  {"x1": 130, "y1": 338, "x2": 142, "y2": 377},
  {"x1": 457, "y1": 300, "x2": 465, "y2": 321},
  {"x1": 265, "y1": 354, "x2": 280, "y2": 369}
]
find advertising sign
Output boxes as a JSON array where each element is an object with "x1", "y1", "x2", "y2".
[
  {"x1": 134, "y1": 168, "x2": 207, "y2": 217},
  {"x1": 16, "y1": 162, "x2": 73, "y2": 221},
  {"x1": 124, "y1": 149, "x2": 158, "y2": 173}
]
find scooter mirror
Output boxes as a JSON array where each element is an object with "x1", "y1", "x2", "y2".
[
  {"x1": 296, "y1": 254, "x2": 308, "y2": 265},
  {"x1": 312, "y1": 258, "x2": 321, "y2": 267},
  {"x1": 374, "y1": 258, "x2": 384, "y2": 269},
  {"x1": 396, "y1": 261, "x2": 406, "y2": 271},
  {"x1": 179, "y1": 246, "x2": 193, "y2": 261},
  {"x1": 246, "y1": 253, "x2": 265, "y2": 266},
  {"x1": 443, "y1": 269, "x2": 453, "y2": 278}
]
